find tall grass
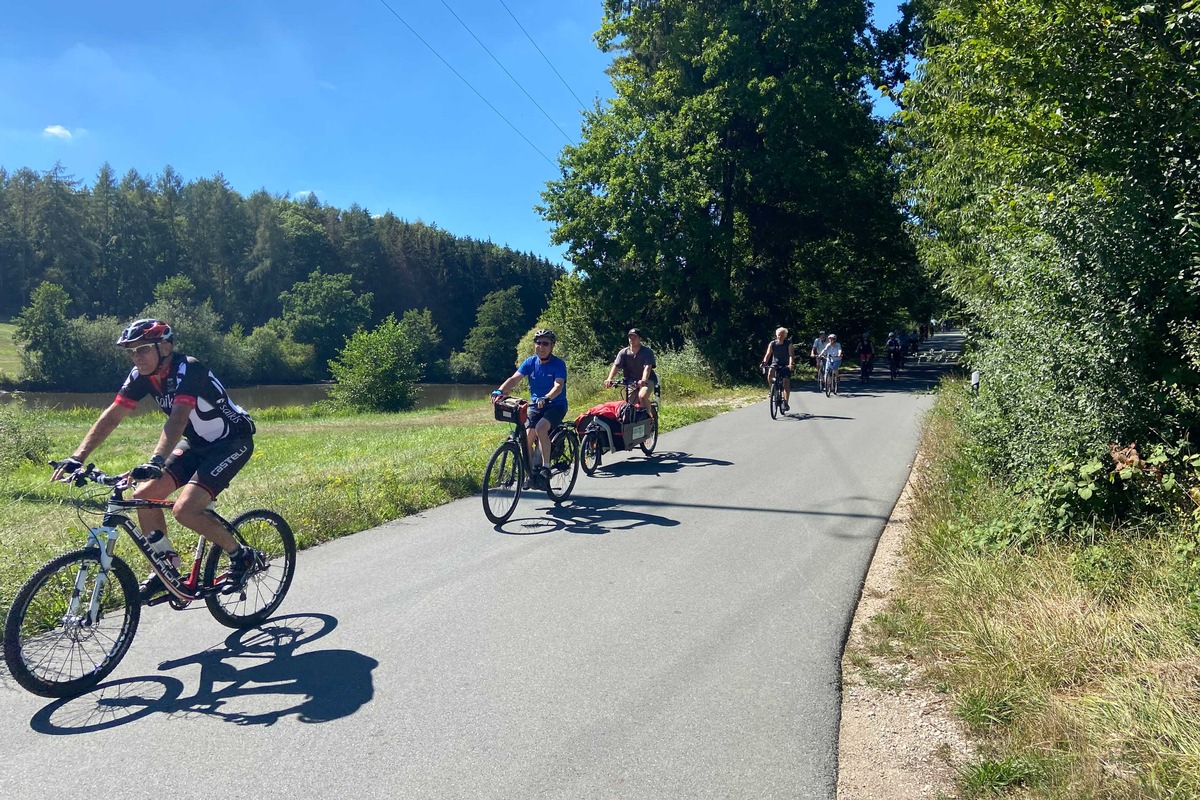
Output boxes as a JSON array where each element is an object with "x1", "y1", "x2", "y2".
[{"x1": 881, "y1": 381, "x2": 1200, "y2": 798}]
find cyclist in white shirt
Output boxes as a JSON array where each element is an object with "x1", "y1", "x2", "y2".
[
  {"x1": 820, "y1": 334, "x2": 843, "y2": 392},
  {"x1": 809, "y1": 331, "x2": 828, "y2": 392}
]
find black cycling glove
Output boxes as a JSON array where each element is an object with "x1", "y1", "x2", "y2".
[
  {"x1": 54, "y1": 456, "x2": 83, "y2": 476},
  {"x1": 131, "y1": 454, "x2": 166, "y2": 481}
]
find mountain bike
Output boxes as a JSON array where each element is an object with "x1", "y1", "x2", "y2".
[
  {"x1": 815, "y1": 355, "x2": 828, "y2": 393},
  {"x1": 483, "y1": 396, "x2": 580, "y2": 524},
  {"x1": 763, "y1": 365, "x2": 787, "y2": 419},
  {"x1": 3, "y1": 463, "x2": 296, "y2": 698}
]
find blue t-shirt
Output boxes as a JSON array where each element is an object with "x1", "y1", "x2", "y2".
[{"x1": 518, "y1": 355, "x2": 568, "y2": 409}]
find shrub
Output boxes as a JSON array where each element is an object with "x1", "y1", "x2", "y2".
[
  {"x1": 327, "y1": 315, "x2": 421, "y2": 412},
  {"x1": 654, "y1": 340, "x2": 719, "y2": 398},
  {"x1": 447, "y1": 351, "x2": 484, "y2": 383}
]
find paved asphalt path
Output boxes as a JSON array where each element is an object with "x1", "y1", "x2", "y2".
[{"x1": 1, "y1": 334, "x2": 963, "y2": 800}]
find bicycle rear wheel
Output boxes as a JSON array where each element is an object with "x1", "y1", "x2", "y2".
[
  {"x1": 483, "y1": 441, "x2": 522, "y2": 524},
  {"x1": 205, "y1": 510, "x2": 297, "y2": 629},
  {"x1": 4, "y1": 549, "x2": 141, "y2": 698},
  {"x1": 546, "y1": 428, "x2": 579, "y2": 503}
]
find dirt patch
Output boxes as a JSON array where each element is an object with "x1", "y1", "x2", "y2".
[{"x1": 838, "y1": 459, "x2": 975, "y2": 799}]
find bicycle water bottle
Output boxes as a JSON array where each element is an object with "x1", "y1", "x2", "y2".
[{"x1": 146, "y1": 529, "x2": 182, "y2": 573}]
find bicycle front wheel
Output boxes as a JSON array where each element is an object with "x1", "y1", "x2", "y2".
[
  {"x1": 4, "y1": 549, "x2": 141, "y2": 698},
  {"x1": 580, "y1": 430, "x2": 602, "y2": 476},
  {"x1": 769, "y1": 385, "x2": 779, "y2": 419},
  {"x1": 639, "y1": 417, "x2": 659, "y2": 455},
  {"x1": 546, "y1": 429, "x2": 579, "y2": 503},
  {"x1": 483, "y1": 441, "x2": 522, "y2": 524},
  {"x1": 204, "y1": 510, "x2": 296, "y2": 629}
]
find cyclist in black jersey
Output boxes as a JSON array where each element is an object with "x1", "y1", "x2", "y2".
[{"x1": 50, "y1": 319, "x2": 261, "y2": 603}]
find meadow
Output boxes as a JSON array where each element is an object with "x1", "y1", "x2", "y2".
[{"x1": 0, "y1": 382, "x2": 760, "y2": 617}]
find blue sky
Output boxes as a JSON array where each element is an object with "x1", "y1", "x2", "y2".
[{"x1": 1, "y1": 1, "x2": 900, "y2": 266}]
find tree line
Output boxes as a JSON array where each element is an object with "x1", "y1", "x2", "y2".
[
  {"x1": 4, "y1": 0, "x2": 940, "y2": 396},
  {"x1": 0, "y1": 164, "x2": 562, "y2": 390}
]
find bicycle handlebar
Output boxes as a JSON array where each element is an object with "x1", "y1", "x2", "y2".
[{"x1": 48, "y1": 461, "x2": 127, "y2": 488}]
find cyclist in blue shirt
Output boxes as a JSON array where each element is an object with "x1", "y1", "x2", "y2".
[{"x1": 493, "y1": 328, "x2": 567, "y2": 488}]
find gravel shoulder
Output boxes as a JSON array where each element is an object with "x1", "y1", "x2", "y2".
[{"x1": 837, "y1": 456, "x2": 975, "y2": 799}]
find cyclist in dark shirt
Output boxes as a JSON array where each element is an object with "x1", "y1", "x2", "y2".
[
  {"x1": 760, "y1": 326, "x2": 795, "y2": 411},
  {"x1": 51, "y1": 319, "x2": 260, "y2": 603},
  {"x1": 857, "y1": 333, "x2": 875, "y2": 382}
]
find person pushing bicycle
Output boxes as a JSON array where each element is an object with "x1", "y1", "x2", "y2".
[
  {"x1": 492, "y1": 328, "x2": 567, "y2": 490},
  {"x1": 50, "y1": 318, "x2": 261, "y2": 603},
  {"x1": 760, "y1": 326, "x2": 794, "y2": 412}
]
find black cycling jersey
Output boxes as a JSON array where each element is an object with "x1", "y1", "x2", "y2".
[{"x1": 115, "y1": 352, "x2": 255, "y2": 445}]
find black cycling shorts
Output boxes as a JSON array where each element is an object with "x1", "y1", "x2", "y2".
[
  {"x1": 166, "y1": 437, "x2": 254, "y2": 498},
  {"x1": 527, "y1": 403, "x2": 566, "y2": 430}
]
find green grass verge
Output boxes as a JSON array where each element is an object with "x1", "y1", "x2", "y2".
[
  {"x1": 867, "y1": 380, "x2": 1200, "y2": 798},
  {"x1": 0, "y1": 385, "x2": 760, "y2": 619}
]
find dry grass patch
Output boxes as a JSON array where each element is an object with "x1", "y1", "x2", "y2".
[{"x1": 884, "y1": 383, "x2": 1200, "y2": 798}]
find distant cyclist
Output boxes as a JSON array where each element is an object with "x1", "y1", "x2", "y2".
[
  {"x1": 886, "y1": 331, "x2": 904, "y2": 378},
  {"x1": 50, "y1": 318, "x2": 260, "y2": 603},
  {"x1": 760, "y1": 327, "x2": 795, "y2": 412},
  {"x1": 856, "y1": 333, "x2": 875, "y2": 382},
  {"x1": 819, "y1": 334, "x2": 843, "y2": 393},
  {"x1": 810, "y1": 331, "x2": 828, "y2": 392},
  {"x1": 493, "y1": 328, "x2": 567, "y2": 489}
]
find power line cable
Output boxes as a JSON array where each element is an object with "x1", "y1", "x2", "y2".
[
  {"x1": 438, "y1": 0, "x2": 576, "y2": 146},
  {"x1": 374, "y1": 0, "x2": 556, "y2": 167},
  {"x1": 496, "y1": 0, "x2": 590, "y2": 112}
]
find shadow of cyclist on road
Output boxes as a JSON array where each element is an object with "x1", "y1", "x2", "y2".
[
  {"x1": 586, "y1": 450, "x2": 733, "y2": 479},
  {"x1": 496, "y1": 495, "x2": 682, "y2": 536},
  {"x1": 30, "y1": 613, "x2": 378, "y2": 733}
]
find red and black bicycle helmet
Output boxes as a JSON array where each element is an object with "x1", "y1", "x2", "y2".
[{"x1": 116, "y1": 318, "x2": 173, "y2": 347}]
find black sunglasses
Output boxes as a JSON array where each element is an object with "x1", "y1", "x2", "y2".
[{"x1": 534, "y1": 340, "x2": 552, "y2": 346}]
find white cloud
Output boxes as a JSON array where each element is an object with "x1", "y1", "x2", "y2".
[
  {"x1": 43, "y1": 125, "x2": 73, "y2": 140},
  {"x1": 318, "y1": 80, "x2": 336, "y2": 91}
]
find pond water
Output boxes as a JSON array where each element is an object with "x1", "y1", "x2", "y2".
[{"x1": 0, "y1": 383, "x2": 495, "y2": 414}]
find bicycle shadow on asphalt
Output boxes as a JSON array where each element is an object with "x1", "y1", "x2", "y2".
[
  {"x1": 29, "y1": 613, "x2": 378, "y2": 734},
  {"x1": 580, "y1": 450, "x2": 734, "y2": 479},
  {"x1": 775, "y1": 410, "x2": 855, "y2": 421},
  {"x1": 496, "y1": 494, "x2": 683, "y2": 536}
]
